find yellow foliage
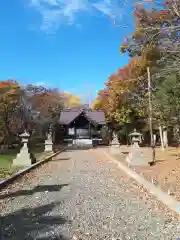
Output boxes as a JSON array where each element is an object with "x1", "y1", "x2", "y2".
[
  {"x1": 0, "y1": 80, "x2": 22, "y2": 135},
  {"x1": 63, "y1": 92, "x2": 81, "y2": 108},
  {"x1": 0, "y1": 80, "x2": 21, "y2": 106},
  {"x1": 91, "y1": 98, "x2": 102, "y2": 110}
]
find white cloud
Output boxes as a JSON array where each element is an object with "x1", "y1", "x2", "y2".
[
  {"x1": 93, "y1": 0, "x2": 126, "y2": 22},
  {"x1": 93, "y1": 0, "x2": 115, "y2": 18},
  {"x1": 35, "y1": 81, "x2": 46, "y2": 86},
  {"x1": 29, "y1": 0, "x2": 89, "y2": 31},
  {"x1": 34, "y1": 81, "x2": 52, "y2": 88},
  {"x1": 28, "y1": 0, "x2": 128, "y2": 32}
]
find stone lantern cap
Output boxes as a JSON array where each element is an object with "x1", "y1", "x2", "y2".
[
  {"x1": 129, "y1": 129, "x2": 143, "y2": 144},
  {"x1": 19, "y1": 130, "x2": 30, "y2": 138},
  {"x1": 129, "y1": 129, "x2": 142, "y2": 137}
]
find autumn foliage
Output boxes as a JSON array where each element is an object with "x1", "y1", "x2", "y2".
[
  {"x1": 93, "y1": 56, "x2": 148, "y2": 125},
  {"x1": 0, "y1": 81, "x2": 82, "y2": 146},
  {"x1": 93, "y1": 2, "x2": 180, "y2": 140},
  {"x1": 62, "y1": 92, "x2": 81, "y2": 109},
  {"x1": 0, "y1": 80, "x2": 22, "y2": 144}
]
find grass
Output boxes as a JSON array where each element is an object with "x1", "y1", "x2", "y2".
[
  {"x1": 0, "y1": 145, "x2": 54, "y2": 181},
  {"x1": 0, "y1": 143, "x2": 65, "y2": 181},
  {"x1": 0, "y1": 152, "x2": 18, "y2": 168},
  {"x1": 35, "y1": 151, "x2": 53, "y2": 161},
  {"x1": 0, "y1": 166, "x2": 24, "y2": 181},
  {"x1": 0, "y1": 145, "x2": 44, "y2": 165},
  {"x1": 0, "y1": 151, "x2": 22, "y2": 181}
]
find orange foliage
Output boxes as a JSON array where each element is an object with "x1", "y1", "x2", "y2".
[
  {"x1": 155, "y1": 10, "x2": 171, "y2": 20},
  {"x1": 0, "y1": 80, "x2": 22, "y2": 138},
  {"x1": 29, "y1": 90, "x2": 63, "y2": 118},
  {"x1": 94, "y1": 55, "x2": 147, "y2": 122}
]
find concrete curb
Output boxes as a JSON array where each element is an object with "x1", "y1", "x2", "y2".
[
  {"x1": 102, "y1": 150, "x2": 180, "y2": 215},
  {"x1": 0, "y1": 146, "x2": 69, "y2": 190}
]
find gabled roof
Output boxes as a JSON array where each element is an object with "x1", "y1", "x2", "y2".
[
  {"x1": 58, "y1": 108, "x2": 106, "y2": 125},
  {"x1": 85, "y1": 110, "x2": 106, "y2": 125},
  {"x1": 58, "y1": 109, "x2": 82, "y2": 125}
]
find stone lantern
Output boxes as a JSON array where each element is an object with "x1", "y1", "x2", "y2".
[
  {"x1": 45, "y1": 126, "x2": 53, "y2": 152},
  {"x1": 20, "y1": 130, "x2": 30, "y2": 142},
  {"x1": 129, "y1": 129, "x2": 143, "y2": 147},
  {"x1": 126, "y1": 129, "x2": 148, "y2": 166},
  {"x1": 110, "y1": 131, "x2": 121, "y2": 155},
  {"x1": 13, "y1": 130, "x2": 31, "y2": 166}
]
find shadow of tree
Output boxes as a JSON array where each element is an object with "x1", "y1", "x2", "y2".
[
  {"x1": 66, "y1": 146, "x2": 93, "y2": 151},
  {"x1": 121, "y1": 152, "x2": 129, "y2": 155},
  {"x1": 52, "y1": 158, "x2": 70, "y2": 162},
  {"x1": 1, "y1": 202, "x2": 71, "y2": 240},
  {"x1": 0, "y1": 184, "x2": 68, "y2": 200},
  {"x1": 52, "y1": 144, "x2": 67, "y2": 153},
  {"x1": 36, "y1": 235, "x2": 70, "y2": 240}
]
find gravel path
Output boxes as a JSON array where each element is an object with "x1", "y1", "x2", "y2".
[{"x1": 1, "y1": 148, "x2": 180, "y2": 240}]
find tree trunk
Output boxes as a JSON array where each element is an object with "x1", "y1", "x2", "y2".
[
  {"x1": 163, "y1": 128, "x2": 168, "y2": 148},
  {"x1": 173, "y1": 125, "x2": 180, "y2": 147},
  {"x1": 159, "y1": 125, "x2": 164, "y2": 150}
]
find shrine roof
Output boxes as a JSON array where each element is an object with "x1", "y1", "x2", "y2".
[{"x1": 58, "y1": 108, "x2": 106, "y2": 125}]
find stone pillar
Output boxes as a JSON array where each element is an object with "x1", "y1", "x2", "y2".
[
  {"x1": 45, "y1": 132, "x2": 53, "y2": 152},
  {"x1": 13, "y1": 131, "x2": 31, "y2": 166},
  {"x1": 163, "y1": 128, "x2": 168, "y2": 148}
]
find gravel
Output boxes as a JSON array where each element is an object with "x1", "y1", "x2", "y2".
[{"x1": 1, "y1": 148, "x2": 180, "y2": 240}]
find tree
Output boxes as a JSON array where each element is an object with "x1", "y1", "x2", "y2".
[
  {"x1": 24, "y1": 85, "x2": 64, "y2": 142},
  {"x1": 154, "y1": 72, "x2": 180, "y2": 138},
  {"x1": 0, "y1": 80, "x2": 22, "y2": 146},
  {"x1": 62, "y1": 92, "x2": 81, "y2": 108},
  {"x1": 119, "y1": 4, "x2": 180, "y2": 131},
  {"x1": 93, "y1": 56, "x2": 148, "y2": 133},
  {"x1": 94, "y1": 1, "x2": 180, "y2": 146},
  {"x1": 26, "y1": 85, "x2": 63, "y2": 119},
  {"x1": 120, "y1": 4, "x2": 180, "y2": 75}
]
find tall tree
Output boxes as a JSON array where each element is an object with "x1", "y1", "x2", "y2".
[
  {"x1": 27, "y1": 86, "x2": 63, "y2": 119},
  {"x1": 0, "y1": 80, "x2": 22, "y2": 146},
  {"x1": 62, "y1": 92, "x2": 81, "y2": 108},
  {"x1": 24, "y1": 85, "x2": 64, "y2": 140}
]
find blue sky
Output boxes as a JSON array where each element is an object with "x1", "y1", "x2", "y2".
[{"x1": 0, "y1": 0, "x2": 134, "y2": 103}]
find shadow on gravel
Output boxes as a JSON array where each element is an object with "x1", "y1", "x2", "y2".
[
  {"x1": 0, "y1": 184, "x2": 68, "y2": 200},
  {"x1": 66, "y1": 145, "x2": 110, "y2": 151},
  {"x1": 121, "y1": 152, "x2": 129, "y2": 155},
  {"x1": 0, "y1": 202, "x2": 71, "y2": 240},
  {"x1": 65, "y1": 146, "x2": 93, "y2": 151},
  {"x1": 52, "y1": 158, "x2": 71, "y2": 162},
  {"x1": 52, "y1": 145, "x2": 67, "y2": 153},
  {"x1": 36, "y1": 236, "x2": 70, "y2": 240}
]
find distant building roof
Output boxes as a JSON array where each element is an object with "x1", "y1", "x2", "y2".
[{"x1": 58, "y1": 108, "x2": 106, "y2": 125}]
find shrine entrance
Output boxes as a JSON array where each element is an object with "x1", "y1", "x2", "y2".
[
  {"x1": 56, "y1": 108, "x2": 107, "y2": 147},
  {"x1": 68, "y1": 113, "x2": 93, "y2": 139}
]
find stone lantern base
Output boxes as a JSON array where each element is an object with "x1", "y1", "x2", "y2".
[
  {"x1": 110, "y1": 144, "x2": 122, "y2": 155},
  {"x1": 126, "y1": 146, "x2": 149, "y2": 166},
  {"x1": 110, "y1": 135, "x2": 122, "y2": 155},
  {"x1": 13, "y1": 131, "x2": 31, "y2": 167},
  {"x1": 45, "y1": 139, "x2": 53, "y2": 152},
  {"x1": 13, "y1": 143, "x2": 31, "y2": 166}
]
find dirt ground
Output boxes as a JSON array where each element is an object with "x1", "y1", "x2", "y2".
[{"x1": 129, "y1": 147, "x2": 180, "y2": 201}]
